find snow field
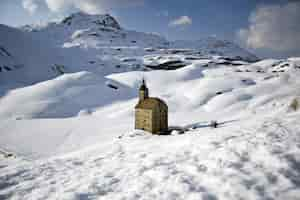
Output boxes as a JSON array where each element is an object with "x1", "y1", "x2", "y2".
[
  {"x1": 1, "y1": 58, "x2": 300, "y2": 159},
  {"x1": 1, "y1": 115, "x2": 300, "y2": 200}
]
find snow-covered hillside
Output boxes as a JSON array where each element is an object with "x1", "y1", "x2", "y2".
[
  {"x1": 1, "y1": 57, "x2": 300, "y2": 199},
  {"x1": 1, "y1": 12, "x2": 258, "y2": 84},
  {"x1": 0, "y1": 24, "x2": 66, "y2": 85},
  {"x1": 1, "y1": 12, "x2": 300, "y2": 200}
]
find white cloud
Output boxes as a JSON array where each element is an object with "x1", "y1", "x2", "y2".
[
  {"x1": 238, "y1": 1, "x2": 300, "y2": 52},
  {"x1": 169, "y1": 16, "x2": 192, "y2": 27},
  {"x1": 22, "y1": 0, "x2": 39, "y2": 14},
  {"x1": 45, "y1": 0, "x2": 71, "y2": 12},
  {"x1": 44, "y1": 0, "x2": 144, "y2": 14}
]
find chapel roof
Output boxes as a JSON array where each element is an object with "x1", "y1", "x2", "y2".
[{"x1": 135, "y1": 97, "x2": 167, "y2": 110}]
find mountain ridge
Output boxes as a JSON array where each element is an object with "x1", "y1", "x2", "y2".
[{"x1": 1, "y1": 12, "x2": 258, "y2": 86}]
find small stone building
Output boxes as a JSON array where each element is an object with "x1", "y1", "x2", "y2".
[{"x1": 135, "y1": 80, "x2": 168, "y2": 134}]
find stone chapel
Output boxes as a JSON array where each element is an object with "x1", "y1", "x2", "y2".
[{"x1": 135, "y1": 80, "x2": 168, "y2": 134}]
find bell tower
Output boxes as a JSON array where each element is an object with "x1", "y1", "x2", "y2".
[{"x1": 139, "y1": 79, "x2": 149, "y2": 101}]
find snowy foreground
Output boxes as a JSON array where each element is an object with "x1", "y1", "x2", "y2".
[
  {"x1": 1, "y1": 115, "x2": 300, "y2": 200},
  {"x1": 1, "y1": 12, "x2": 300, "y2": 200},
  {"x1": 1, "y1": 57, "x2": 300, "y2": 200}
]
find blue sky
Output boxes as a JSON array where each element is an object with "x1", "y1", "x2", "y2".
[
  {"x1": 0, "y1": 0, "x2": 299, "y2": 58},
  {"x1": 118, "y1": 0, "x2": 254, "y2": 39}
]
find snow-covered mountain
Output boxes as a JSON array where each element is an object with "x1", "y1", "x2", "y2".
[
  {"x1": 2, "y1": 12, "x2": 300, "y2": 200},
  {"x1": 170, "y1": 37, "x2": 258, "y2": 62},
  {"x1": 0, "y1": 24, "x2": 66, "y2": 85},
  {"x1": 22, "y1": 12, "x2": 168, "y2": 48},
  {"x1": 1, "y1": 12, "x2": 258, "y2": 85}
]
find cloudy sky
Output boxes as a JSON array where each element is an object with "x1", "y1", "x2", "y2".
[{"x1": 1, "y1": 0, "x2": 299, "y2": 58}]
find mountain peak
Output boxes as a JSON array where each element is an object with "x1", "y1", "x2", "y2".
[{"x1": 60, "y1": 12, "x2": 121, "y2": 30}]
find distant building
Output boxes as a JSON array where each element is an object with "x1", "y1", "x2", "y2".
[{"x1": 135, "y1": 80, "x2": 168, "y2": 134}]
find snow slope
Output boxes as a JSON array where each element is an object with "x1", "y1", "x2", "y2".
[
  {"x1": 0, "y1": 24, "x2": 65, "y2": 85},
  {"x1": 1, "y1": 115, "x2": 300, "y2": 200},
  {"x1": 1, "y1": 57, "x2": 300, "y2": 200},
  {"x1": 1, "y1": 55, "x2": 298, "y2": 158}
]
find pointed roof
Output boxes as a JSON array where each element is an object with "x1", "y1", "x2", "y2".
[{"x1": 139, "y1": 78, "x2": 147, "y2": 91}]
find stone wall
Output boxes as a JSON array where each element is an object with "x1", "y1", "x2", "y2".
[
  {"x1": 135, "y1": 109, "x2": 153, "y2": 133},
  {"x1": 135, "y1": 106, "x2": 168, "y2": 134}
]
